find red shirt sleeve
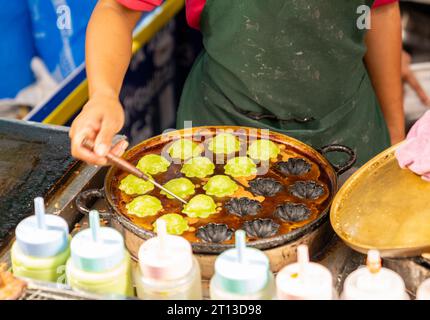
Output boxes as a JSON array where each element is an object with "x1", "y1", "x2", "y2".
[
  {"x1": 186, "y1": 0, "x2": 206, "y2": 30},
  {"x1": 373, "y1": 0, "x2": 398, "y2": 8},
  {"x1": 116, "y1": 0, "x2": 162, "y2": 11}
]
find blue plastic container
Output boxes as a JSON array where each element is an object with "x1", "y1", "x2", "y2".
[
  {"x1": 27, "y1": 0, "x2": 97, "y2": 81},
  {"x1": 0, "y1": 0, "x2": 36, "y2": 98}
]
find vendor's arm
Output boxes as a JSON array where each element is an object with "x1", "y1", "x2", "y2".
[
  {"x1": 70, "y1": 0, "x2": 142, "y2": 165},
  {"x1": 402, "y1": 50, "x2": 430, "y2": 106},
  {"x1": 364, "y1": 2, "x2": 405, "y2": 145}
]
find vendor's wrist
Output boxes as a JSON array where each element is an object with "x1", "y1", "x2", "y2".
[
  {"x1": 390, "y1": 132, "x2": 406, "y2": 145},
  {"x1": 90, "y1": 89, "x2": 119, "y2": 102}
]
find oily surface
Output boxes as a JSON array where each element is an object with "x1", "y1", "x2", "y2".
[
  {"x1": 0, "y1": 120, "x2": 77, "y2": 250},
  {"x1": 111, "y1": 132, "x2": 332, "y2": 244}
]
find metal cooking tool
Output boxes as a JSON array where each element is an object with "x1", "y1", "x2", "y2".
[
  {"x1": 82, "y1": 140, "x2": 188, "y2": 204},
  {"x1": 330, "y1": 144, "x2": 430, "y2": 258}
]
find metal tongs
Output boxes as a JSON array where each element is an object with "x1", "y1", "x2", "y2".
[{"x1": 82, "y1": 139, "x2": 188, "y2": 204}]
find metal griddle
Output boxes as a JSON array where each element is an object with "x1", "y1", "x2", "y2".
[{"x1": 0, "y1": 119, "x2": 77, "y2": 251}]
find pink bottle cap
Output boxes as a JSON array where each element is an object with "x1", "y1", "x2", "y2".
[
  {"x1": 138, "y1": 219, "x2": 193, "y2": 281},
  {"x1": 276, "y1": 245, "x2": 333, "y2": 300}
]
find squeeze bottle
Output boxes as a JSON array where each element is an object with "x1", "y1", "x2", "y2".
[
  {"x1": 276, "y1": 245, "x2": 335, "y2": 300},
  {"x1": 134, "y1": 219, "x2": 202, "y2": 299},
  {"x1": 209, "y1": 230, "x2": 275, "y2": 300},
  {"x1": 416, "y1": 278, "x2": 430, "y2": 300},
  {"x1": 66, "y1": 210, "x2": 133, "y2": 297},
  {"x1": 342, "y1": 250, "x2": 408, "y2": 300},
  {"x1": 11, "y1": 197, "x2": 70, "y2": 283}
]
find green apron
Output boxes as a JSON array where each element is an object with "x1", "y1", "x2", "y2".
[{"x1": 176, "y1": 0, "x2": 390, "y2": 165}]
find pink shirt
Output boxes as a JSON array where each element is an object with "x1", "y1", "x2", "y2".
[{"x1": 117, "y1": 0, "x2": 398, "y2": 30}]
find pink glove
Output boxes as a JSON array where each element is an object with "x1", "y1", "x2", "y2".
[{"x1": 395, "y1": 111, "x2": 430, "y2": 181}]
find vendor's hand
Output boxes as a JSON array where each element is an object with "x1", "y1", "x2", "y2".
[
  {"x1": 395, "y1": 110, "x2": 430, "y2": 181},
  {"x1": 69, "y1": 95, "x2": 127, "y2": 165},
  {"x1": 402, "y1": 50, "x2": 430, "y2": 106}
]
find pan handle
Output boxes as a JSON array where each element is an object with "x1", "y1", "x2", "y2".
[
  {"x1": 75, "y1": 188, "x2": 111, "y2": 219},
  {"x1": 319, "y1": 144, "x2": 357, "y2": 176}
]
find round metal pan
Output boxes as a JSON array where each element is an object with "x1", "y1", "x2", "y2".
[
  {"x1": 77, "y1": 126, "x2": 356, "y2": 256},
  {"x1": 330, "y1": 144, "x2": 430, "y2": 258}
]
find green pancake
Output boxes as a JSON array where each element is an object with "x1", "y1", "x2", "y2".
[
  {"x1": 160, "y1": 178, "x2": 196, "y2": 200},
  {"x1": 136, "y1": 154, "x2": 170, "y2": 175},
  {"x1": 119, "y1": 174, "x2": 155, "y2": 195},
  {"x1": 168, "y1": 139, "x2": 203, "y2": 160},
  {"x1": 181, "y1": 157, "x2": 215, "y2": 178},
  {"x1": 126, "y1": 195, "x2": 162, "y2": 217},
  {"x1": 207, "y1": 133, "x2": 241, "y2": 155},
  {"x1": 182, "y1": 194, "x2": 218, "y2": 218},
  {"x1": 247, "y1": 139, "x2": 280, "y2": 161},
  {"x1": 153, "y1": 214, "x2": 189, "y2": 235},
  {"x1": 203, "y1": 175, "x2": 239, "y2": 197},
  {"x1": 224, "y1": 157, "x2": 258, "y2": 177}
]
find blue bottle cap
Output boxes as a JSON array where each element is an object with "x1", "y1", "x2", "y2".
[
  {"x1": 15, "y1": 197, "x2": 69, "y2": 258},
  {"x1": 214, "y1": 230, "x2": 270, "y2": 295},
  {"x1": 70, "y1": 210, "x2": 125, "y2": 272}
]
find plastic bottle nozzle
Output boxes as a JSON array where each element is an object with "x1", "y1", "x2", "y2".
[
  {"x1": 214, "y1": 230, "x2": 269, "y2": 295},
  {"x1": 156, "y1": 219, "x2": 168, "y2": 258},
  {"x1": 138, "y1": 218, "x2": 193, "y2": 280},
  {"x1": 16, "y1": 197, "x2": 69, "y2": 258},
  {"x1": 297, "y1": 245, "x2": 310, "y2": 278},
  {"x1": 71, "y1": 210, "x2": 125, "y2": 273},
  {"x1": 89, "y1": 210, "x2": 100, "y2": 243},
  {"x1": 366, "y1": 250, "x2": 382, "y2": 274},
  {"x1": 34, "y1": 197, "x2": 46, "y2": 230},
  {"x1": 235, "y1": 230, "x2": 246, "y2": 264}
]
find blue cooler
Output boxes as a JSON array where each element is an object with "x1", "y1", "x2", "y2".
[
  {"x1": 0, "y1": 1, "x2": 36, "y2": 98},
  {"x1": 27, "y1": 0, "x2": 97, "y2": 81}
]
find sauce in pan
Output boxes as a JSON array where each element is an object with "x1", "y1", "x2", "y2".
[{"x1": 110, "y1": 131, "x2": 333, "y2": 245}]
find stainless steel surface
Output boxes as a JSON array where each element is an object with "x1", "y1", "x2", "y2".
[{"x1": 19, "y1": 279, "x2": 103, "y2": 300}]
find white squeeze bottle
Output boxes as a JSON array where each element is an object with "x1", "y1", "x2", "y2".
[
  {"x1": 342, "y1": 250, "x2": 409, "y2": 300},
  {"x1": 66, "y1": 210, "x2": 133, "y2": 297},
  {"x1": 134, "y1": 219, "x2": 202, "y2": 299},
  {"x1": 209, "y1": 230, "x2": 275, "y2": 300},
  {"x1": 416, "y1": 278, "x2": 430, "y2": 300},
  {"x1": 11, "y1": 197, "x2": 70, "y2": 283},
  {"x1": 276, "y1": 245, "x2": 335, "y2": 300}
]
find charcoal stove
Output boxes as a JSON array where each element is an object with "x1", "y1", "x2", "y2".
[{"x1": 0, "y1": 119, "x2": 429, "y2": 299}]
